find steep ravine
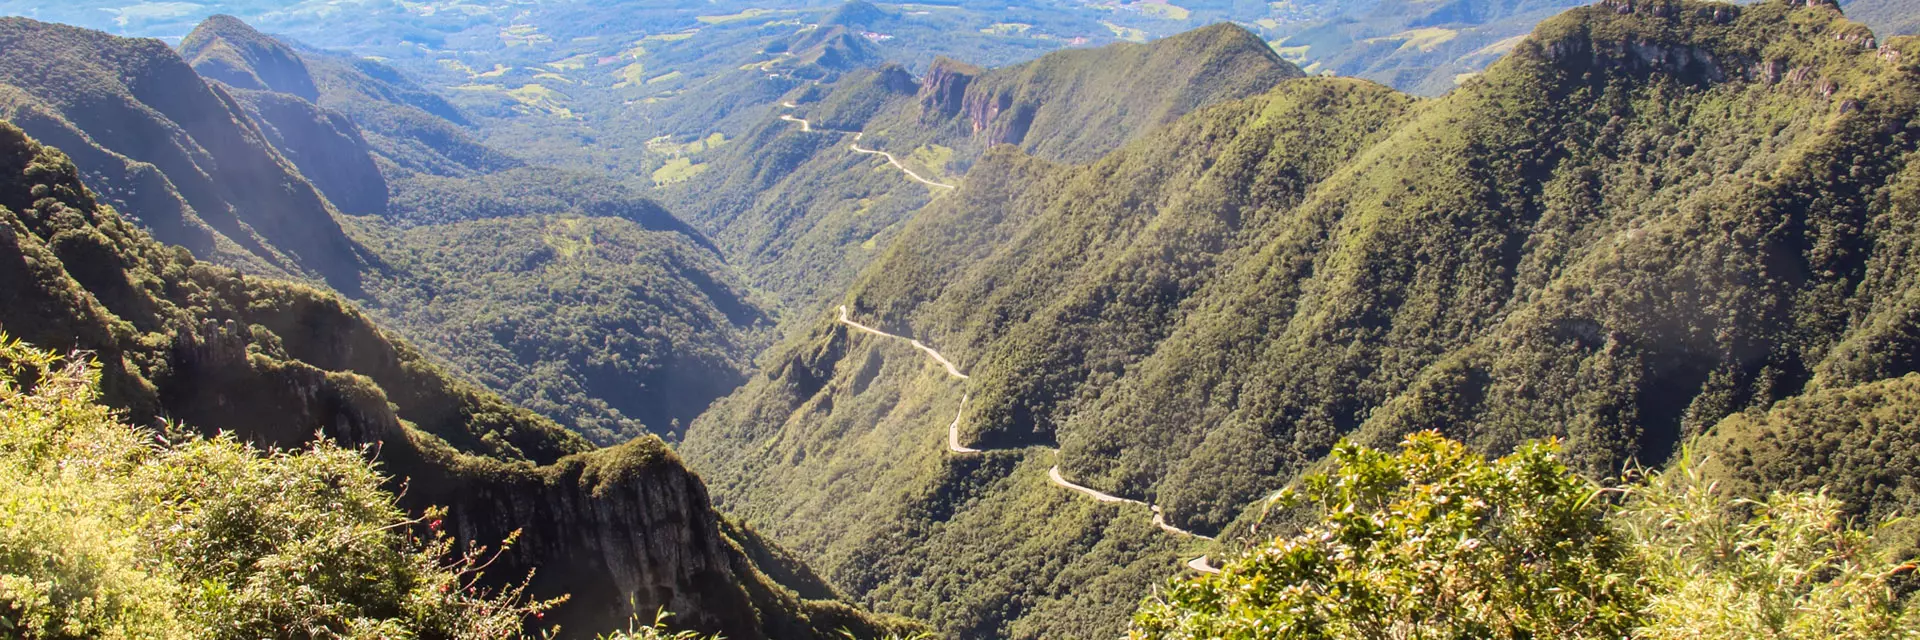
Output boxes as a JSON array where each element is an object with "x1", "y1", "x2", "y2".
[{"x1": 0, "y1": 120, "x2": 912, "y2": 640}]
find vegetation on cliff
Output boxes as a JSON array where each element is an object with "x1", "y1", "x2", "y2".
[
  {"x1": 0, "y1": 118, "x2": 908, "y2": 638},
  {"x1": 0, "y1": 336, "x2": 555, "y2": 639}
]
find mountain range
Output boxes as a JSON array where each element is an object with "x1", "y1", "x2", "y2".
[
  {"x1": 0, "y1": 0, "x2": 1917, "y2": 637},
  {"x1": 682, "y1": 0, "x2": 1920, "y2": 636}
]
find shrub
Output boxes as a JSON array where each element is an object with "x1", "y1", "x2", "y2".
[
  {"x1": 1130, "y1": 432, "x2": 1643, "y2": 639},
  {"x1": 1620, "y1": 453, "x2": 1920, "y2": 640},
  {"x1": 0, "y1": 335, "x2": 559, "y2": 639},
  {"x1": 1131, "y1": 432, "x2": 1919, "y2": 640}
]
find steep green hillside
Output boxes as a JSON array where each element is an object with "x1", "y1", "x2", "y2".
[
  {"x1": 180, "y1": 17, "x2": 392, "y2": 218},
  {"x1": 685, "y1": 0, "x2": 1920, "y2": 636},
  {"x1": 672, "y1": 23, "x2": 1301, "y2": 313},
  {"x1": 351, "y1": 212, "x2": 765, "y2": 444},
  {"x1": 0, "y1": 119, "x2": 915, "y2": 639},
  {"x1": 181, "y1": 13, "x2": 321, "y2": 100},
  {"x1": 0, "y1": 15, "x2": 769, "y2": 444},
  {"x1": 890, "y1": 22, "x2": 1304, "y2": 166},
  {"x1": 0, "y1": 17, "x2": 367, "y2": 291}
]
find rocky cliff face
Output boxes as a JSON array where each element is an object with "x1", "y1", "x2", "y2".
[
  {"x1": 0, "y1": 120, "x2": 913, "y2": 639},
  {"x1": 432, "y1": 443, "x2": 760, "y2": 637},
  {"x1": 910, "y1": 23, "x2": 1302, "y2": 163},
  {"x1": 959, "y1": 87, "x2": 1034, "y2": 145},
  {"x1": 917, "y1": 57, "x2": 980, "y2": 123}
]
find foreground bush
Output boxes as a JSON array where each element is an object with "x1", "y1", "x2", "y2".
[
  {"x1": 1131, "y1": 432, "x2": 1918, "y2": 640},
  {"x1": 0, "y1": 336, "x2": 557, "y2": 639}
]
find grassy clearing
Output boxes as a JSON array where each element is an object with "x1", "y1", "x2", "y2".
[{"x1": 651, "y1": 157, "x2": 708, "y2": 185}]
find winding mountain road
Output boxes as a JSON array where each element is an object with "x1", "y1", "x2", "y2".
[
  {"x1": 849, "y1": 133, "x2": 957, "y2": 190},
  {"x1": 835, "y1": 305, "x2": 1220, "y2": 568},
  {"x1": 947, "y1": 394, "x2": 979, "y2": 454},
  {"x1": 779, "y1": 104, "x2": 957, "y2": 190}
]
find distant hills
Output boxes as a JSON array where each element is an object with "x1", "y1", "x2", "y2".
[
  {"x1": 0, "y1": 17, "x2": 366, "y2": 290},
  {"x1": 668, "y1": 23, "x2": 1302, "y2": 312}
]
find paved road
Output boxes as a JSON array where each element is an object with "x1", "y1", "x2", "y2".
[
  {"x1": 779, "y1": 106, "x2": 955, "y2": 190},
  {"x1": 1049, "y1": 465, "x2": 1144, "y2": 505},
  {"x1": 1187, "y1": 555, "x2": 1221, "y2": 574},
  {"x1": 947, "y1": 394, "x2": 980, "y2": 454},
  {"x1": 835, "y1": 305, "x2": 1218, "y2": 551},
  {"x1": 850, "y1": 133, "x2": 957, "y2": 190}
]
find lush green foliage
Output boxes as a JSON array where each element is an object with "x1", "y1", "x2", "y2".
[
  {"x1": 1132, "y1": 433, "x2": 1642, "y2": 639},
  {"x1": 1621, "y1": 455, "x2": 1919, "y2": 639},
  {"x1": 1130, "y1": 434, "x2": 1918, "y2": 640},
  {"x1": 688, "y1": 2, "x2": 1920, "y2": 637},
  {"x1": 0, "y1": 336, "x2": 555, "y2": 639},
  {"x1": 351, "y1": 212, "x2": 765, "y2": 444}
]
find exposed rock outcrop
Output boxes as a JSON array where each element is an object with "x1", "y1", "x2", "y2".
[
  {"x1": 911, "y1": 23, "x2": 1302, "y2": 163},
  {"x1": 917, "y1": 57, "x2": 981, "y2": 122}
]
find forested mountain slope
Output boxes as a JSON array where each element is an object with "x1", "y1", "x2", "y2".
[
  {"x1": 0, "y1": 17, "x2": 367, "y2": 291},
  {"x1": 0, "y1": 120, "x2": 915, "y2": 638},
  {"x1": 181, "y1": 16, "x2": 391, "y2": 218},
  {"x1": 0, "y1": 15, "x2": 768, "y2": 445},
  {"x1": 683, "y1": 0, "x2": 1920, "y2": 636},
  {"x1": 186, "y1": 16, "x2": 769, "y2": 444},
  {"x1": 670, "y1": 23, "x2": 1301, "y2": 312},
  {"x1": 873, "y1": 22, "x2": 1305, "y2": 167}
]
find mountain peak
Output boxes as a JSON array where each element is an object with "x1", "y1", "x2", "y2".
[
  {"x1": 912, "y1": 21, "x2": 1303, "y2": 161},
  {"x1": 180, "y1": 14, "x2": 319, "y2": 101},
  {"x1": 1502, "y1": 0, "x2": 1887, "y2": 90},
  {"x1": 1161, "y1": 21, "x2": 1286, "y2": 59},
  {"x1": 825, "y1": 0, "x2": 892, "y2": 28}
]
